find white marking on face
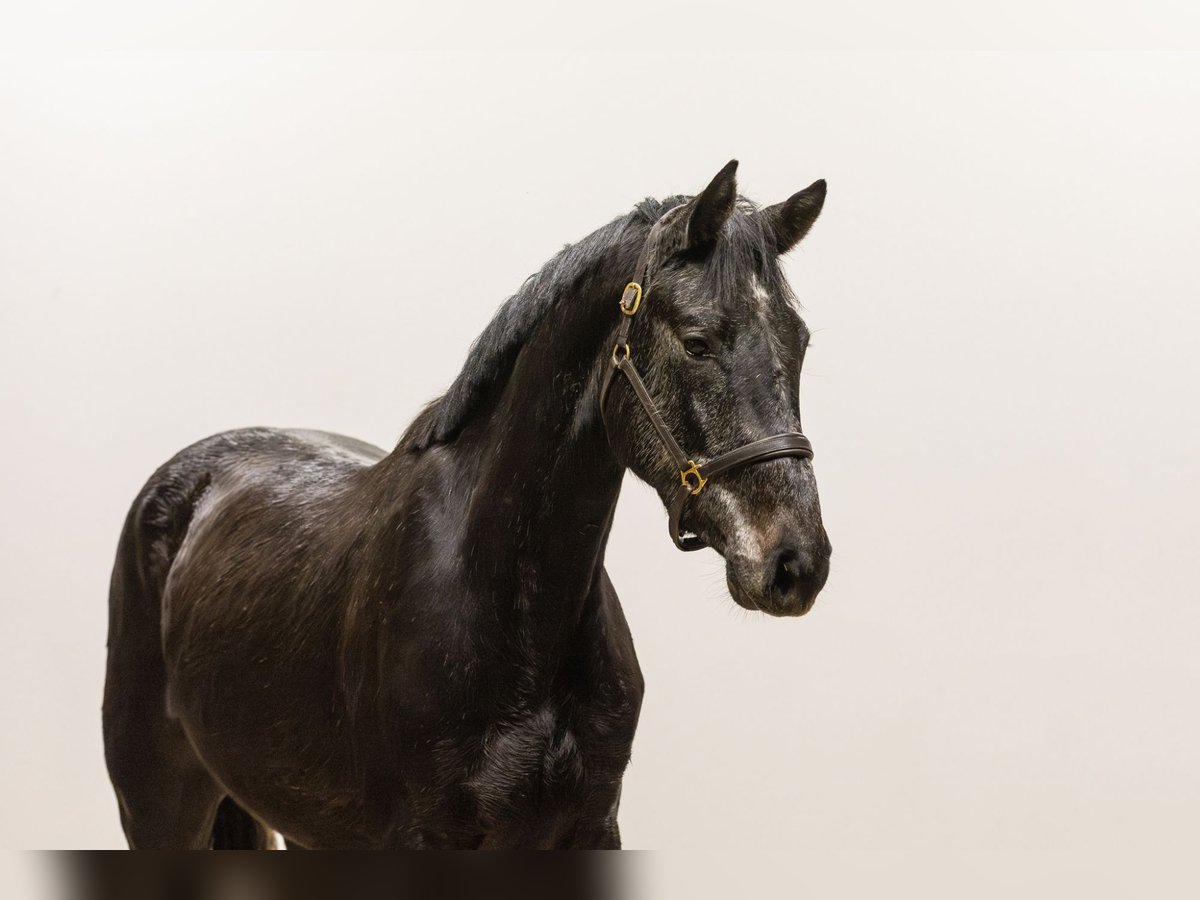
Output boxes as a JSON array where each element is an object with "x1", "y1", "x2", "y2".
[
  {"x1": 748, "y1": 275, "x2": 793, "y2": 416},
  {"x1": 707, "y1": 483, "x2": 770, "y2": 560},
  {"x1": 749, "y1": 274, "x2": 771, "y2": 307}
]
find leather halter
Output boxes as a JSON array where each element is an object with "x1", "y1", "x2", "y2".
[{"x1": 599, "y1": 220, "x2": 815, "y2": 551}]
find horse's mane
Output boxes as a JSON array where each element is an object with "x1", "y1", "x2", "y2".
[{"x1": 402, "y1": 193, "x2": 784, "y2": 451}]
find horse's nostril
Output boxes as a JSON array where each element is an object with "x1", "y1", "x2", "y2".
[
  {"x1": 771, "y1": 547, "x2": 803, "y2": 599},
  {"x1": 756, "y1": 542, "x2": 827, "y2": 615}
]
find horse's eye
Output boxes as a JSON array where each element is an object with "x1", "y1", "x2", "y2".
[{"x1": 682, "y1": 337, "x2": 712, "y2": 358}]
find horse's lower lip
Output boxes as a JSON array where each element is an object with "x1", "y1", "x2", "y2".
[
  {"x1": 759, "y1": 586, "x2": 820, "y2": 617},
  {"x1": 775, "y1": 595, "x2": 816, "y2": 617},
  {"x1": 725, "y1": 572, "x2": 760, "y2": 612},
  {"x1": 726, "y1": 570, "x2": 819, "y2": 617}
]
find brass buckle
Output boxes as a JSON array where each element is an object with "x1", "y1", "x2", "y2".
[
  {"x1": 612, "y1": 342, "x2": 630, "y2": 365},
  {"x1": 680, "y1": 460, "x2": 707, "y2": 495},
  {"x1": 620, "y1": 282, "x2": 642, "y2": 316}
]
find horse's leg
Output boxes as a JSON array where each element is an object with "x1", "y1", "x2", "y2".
[
  {"x1": 104, "y1": 696, "x2": 224, "y2": 849},
  {"x1": 107, "y1": 697, "x2": 274, "y2": 849},
  {"x1": 103, "y1": 487, "x2": 227, "y2": 849},
  {"x1": 212, "y1": 797, "x2": 278, "y2": 849},
  {"x1": 563, "y1": 818, "x2": 622, "y2": 849}
]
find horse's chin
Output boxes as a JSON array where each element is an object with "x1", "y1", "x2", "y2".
[
  {"x1": 725, "y1": 573, "x2": 764, "y2": 613},
  {"x1": 724, "y1": 560, "x2": 819, "y2": 618},
  {"x1": 699, "y1": 533, "x2": 773, "y2": 614}
]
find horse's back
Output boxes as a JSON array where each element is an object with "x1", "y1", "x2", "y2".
[
  {"x1": 109, "y1": 425, "x2": 385, "y2": 617},
  {"x1": 161, "y1": 426, "x2": 387, "y2": 487},
  {"x1": 115, "y1": 424, "x2": 389, "y2": 694},
  {"x1": 106, "y1": 424, "x2": 387, "y2": 688}
]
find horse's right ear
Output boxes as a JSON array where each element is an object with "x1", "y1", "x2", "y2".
[{"x1": 682, "y1": 159, "x2": 739, "y2": 250}]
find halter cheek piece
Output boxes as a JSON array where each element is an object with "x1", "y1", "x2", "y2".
[{"x1": 599, "y1": 223, "x2": 815, "y2": 552}]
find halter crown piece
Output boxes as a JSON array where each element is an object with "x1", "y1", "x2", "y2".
[{"x1": 599, "y1": 219, "x2": 815, "y2": 551}]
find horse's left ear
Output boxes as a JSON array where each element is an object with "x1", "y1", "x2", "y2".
[
  {"x1": 683, "y1": 159, "x2": 739, "y2": 250},
  {"x1": 761, "y1": 179, "x2": 827, "y2": 254}
]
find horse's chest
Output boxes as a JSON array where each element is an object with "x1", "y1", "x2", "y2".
[{"x1": 454, "y1": 699, "x2": 635, "y2": 845}]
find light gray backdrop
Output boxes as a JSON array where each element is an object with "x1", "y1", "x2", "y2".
[{"x1": 1, "y1": 48, "x2": 1197, "y2": 894}]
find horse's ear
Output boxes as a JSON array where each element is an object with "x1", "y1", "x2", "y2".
[
  {"x1": 761, "y1": 179, "x2": 827, "y2": 254},
  {"x1": 683, "y1": 159, "x2": 739, "y2": 250}
]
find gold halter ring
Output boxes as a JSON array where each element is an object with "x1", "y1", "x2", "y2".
[{"x1": 680, "y1": 461, "x2": 707, "y2": 495}]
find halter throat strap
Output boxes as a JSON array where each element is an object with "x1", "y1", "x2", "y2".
[{"x1": 598, "y1": 220, "x2": 815, "y2": 552}]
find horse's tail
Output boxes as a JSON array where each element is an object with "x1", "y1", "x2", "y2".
[{"x1": 211, "y1": 797, "x2": 275, "y2": 849}]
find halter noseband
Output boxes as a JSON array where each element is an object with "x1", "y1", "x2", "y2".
[{"x1": 599, "y1": 220, "x2": 815, "y2": 552}]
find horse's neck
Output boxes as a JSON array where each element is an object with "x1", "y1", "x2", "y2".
[
  {"x1": 377, "y1": 239, "x2": 636, "y2": 658},
  {"x1": 458, "y1": 265, "x2": 628, "y2": 611}
]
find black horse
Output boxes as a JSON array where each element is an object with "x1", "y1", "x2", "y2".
[{"x1": 103, "y1": 161, "x2": 832, "y2": 849}]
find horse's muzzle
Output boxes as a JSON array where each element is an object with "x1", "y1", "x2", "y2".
[{"x1": 726, "y1": 537, "x2": 831, "y2": 617}]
